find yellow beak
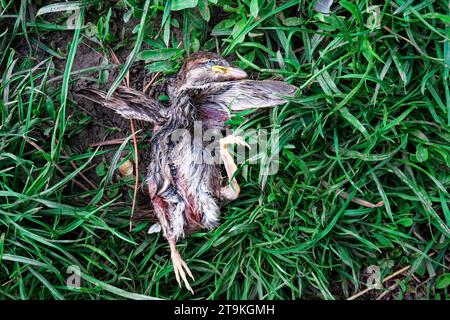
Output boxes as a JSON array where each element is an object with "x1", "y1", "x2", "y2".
[
  {"x1": 211, "y1": 66, "x2": 248, "y2": 79},
  {"x1": 211, "y1": 66, "x2": 229, "y2": 73}
]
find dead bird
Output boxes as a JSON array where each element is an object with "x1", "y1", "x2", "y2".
[{"x1": 78, "y1": 52, "x2": 296, "y2": 294}]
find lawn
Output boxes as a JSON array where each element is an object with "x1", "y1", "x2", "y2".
[{"x1": 0, "y1": 0, "x2": 449, "y2": 300}]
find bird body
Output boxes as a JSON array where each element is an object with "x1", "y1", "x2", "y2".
[
  {"x1": 79, "y1": 52, "x2": 296, "y2": 293},
  {"x1": 146, "y1": 100, "x2": 222, "y2": 240}
]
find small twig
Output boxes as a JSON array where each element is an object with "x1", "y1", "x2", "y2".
[
  {"x1": 143, "y1": 72, "x2": 161, "y2": 94},
  {"x1": 321, "y1": 180, "x2": 384, "y2": 208},
  {"x1": 413, "y1": 228, "x2": 426, "y2": 242},
  {"x1": 142, "y1": 41, "x2": 182, "y2": 94},
  {"x1": 89, "y1": 136, "x2": 143, "y2": 147},
  {"x1": 415, "y1": 277, "x2": 432, "y2": 295},
  {"x1": 25, "y1": 138, "x2": 90, "y2": 192},
  {"x1": 383, "y1": 26, "x2": 423, "y2": 56},
  {"x1": 80, "y1": 163, "x2": 97, "y2": 176},
  {"x1": 109, "y1": 47, "x2": 129, "y2": 87},
  {"x1": 347, "y1": 252, "x2": 436, "y2": 300},
  {"x1": 56, "y1": 138, "x2": 98, "y2": 190},
  {"x1": 108, "y1": 47, "x2": 139, "y2": 232},
  {"x1": 129, "y1": 119, "x2": 139, "y2": 232},
  {"x1": 66, "y1": 158, "x2": 98, "y2": 190},
  {"x1": 376, "y1": 282, "x2": 399, "y2": 300},
  {"x1": 215, "y1": 38, "x2": 220, "y2": 54},
  {"x1": 347, "y1": 265, "x2": 410, "y2": 300}
]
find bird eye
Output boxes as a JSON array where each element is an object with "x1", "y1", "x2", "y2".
[{"x1": 204, "y1": 61, "x2": 216, "y2": 67}]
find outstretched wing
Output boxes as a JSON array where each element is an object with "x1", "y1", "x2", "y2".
[
  {"x1": 77, "y1": 86, "x2": 168, "y2": 126},
  {"x1": 194, "y1": 80, "x2": 297, "y2": 128}
]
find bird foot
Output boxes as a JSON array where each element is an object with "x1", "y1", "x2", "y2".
[
  {"x1": 170, "y1": 242, "x2": 195, "y2": 294},
  {"x1": 220, "y1": 134, "x2": 251, "y2": 150},
  {"x1": 219, "y1": 135, "x2": 250, "y2": 201},
  {"x1": 147, "y1": 222, "x2": 161, "y2": 234}
]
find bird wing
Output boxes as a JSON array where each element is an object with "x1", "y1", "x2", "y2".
[
  {"x1": 194, "y1": 80, "x2": 296, "y2": 127},
  {"x1": 77, "y1": 86, "x2": 168, "y2": 126}
]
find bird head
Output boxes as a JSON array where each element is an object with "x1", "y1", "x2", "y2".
[{"x1": 173, "y1": 52, "x2": 248, "y2": 92}]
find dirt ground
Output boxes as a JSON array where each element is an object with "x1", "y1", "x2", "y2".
[
  {"x1": 11, "y1": 6, "x2": 177, "y2": 220},
  {"x1": 10, "y1": 3, "x2": 238, "y2": 222}
]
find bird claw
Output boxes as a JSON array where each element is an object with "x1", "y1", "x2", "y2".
[
  {"x1": 171, "y1": 251, "x2": 195, "y2": 295},
  {"x1": 147, "y1": 222, "x2": 162, "y2": 234},
  {"x1": 220, "y1": 135, "x2": 251, "y2": 150}
]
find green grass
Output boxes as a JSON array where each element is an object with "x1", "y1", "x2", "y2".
[{"x1": 1, "y1": 0, "x2": 450, "y2": 300}]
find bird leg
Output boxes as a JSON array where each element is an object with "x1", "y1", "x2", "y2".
[
  {"x1": 168, "y1": 238, "x2": 195, "y2": 294},
  {"x1": 219, "y1": 135, "x2": 250, "y2": 201}
]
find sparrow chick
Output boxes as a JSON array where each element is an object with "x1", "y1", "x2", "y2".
[{"x1": 79, "y1": 52, "x2": 296, "y2": 294}]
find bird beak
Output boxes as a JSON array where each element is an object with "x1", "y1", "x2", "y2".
[{"x1": 211, "y1": 66, "x2": 248, "y2": 80}]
